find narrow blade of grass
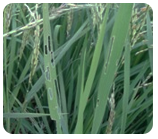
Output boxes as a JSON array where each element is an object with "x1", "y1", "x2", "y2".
[
  {"x1": 146, "y1": 11, "x2": 153, "y2": 72},
  {"x1": 3, "y1": 113, "x2": 50, "y2": 118},
  {"x1": 91, "y1": 3, "x2": 133, "y2": 133},
  {"x1": 75, "y1": 4, "x2": 111, "y2": 134},
  {"x1": 144, "y1": 117, "x2": 153, "y2": 133},
  {"x1": 43, "y1": 3, "x2": 62, "y2": 134},
  {"x1": 120, "y1": 39, "x2": 130, "y2": 134}
]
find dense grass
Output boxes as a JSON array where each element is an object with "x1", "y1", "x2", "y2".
[{"x1": 3, "y1": 3, "x2": 153, "y2": 134}]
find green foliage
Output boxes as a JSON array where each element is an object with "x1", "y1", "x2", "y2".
[{"x1": 3, "y1": 3, "x2": 153, "y2": 134}]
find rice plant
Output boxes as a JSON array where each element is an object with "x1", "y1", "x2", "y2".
[{"x1": 3, "y1": 3, "x2": 153, "y2": 134}]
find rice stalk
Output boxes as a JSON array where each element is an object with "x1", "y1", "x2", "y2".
[
  {"x1": 29, "y1": 5, "x2": 41, "y2": 84},
  {"x1": 3, "y1": 4, "x2": 94, "y2": 38},
  {"x1": 141, "y1": 72, "x2": 153, "y2": 86},
  {"x1": 66, "y1": 9, "x2": 73, "y2": 37},
  {"x1": 130, "y1": 4, "x2": 150, "y2": 47},
  {"x1": 17, "y1": 29, "x2": 31, "y2": 72},
  {"x1": 90, "y1": 4, "x2": 106, "y2": 32},
  {"x1": 3, "y1": 4, "x2": 13, "y2": 33},
  {"x1": 3, "y1": 3, "x2": 153, "y2": 134},
  {"x1": 106, "y1": 86, "x2": 115, "y2": 134},
  {"x1": 135, "y1": 46, "x2": 153, "y2": 55}
]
